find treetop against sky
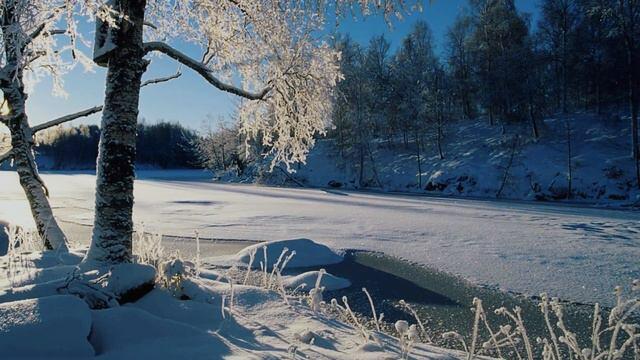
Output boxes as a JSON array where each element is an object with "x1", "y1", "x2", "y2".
[{"x1": 23, "y1": 0, "x2": 538, "y2": 132}]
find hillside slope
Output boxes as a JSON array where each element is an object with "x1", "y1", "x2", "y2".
[{"x1": 225, "y1": 113, "x2": 640, "y2": 207}]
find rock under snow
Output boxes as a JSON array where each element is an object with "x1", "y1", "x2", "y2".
[
  {"x1": 0, "y1": 295, "x2": 94, "y2": 357},
  {"x1": 235, "y1": 238, "x2": 343, "y2": 269},
  {"x1": 283, "y1": 270, "x2": 351, "y2": 291},
  {"x1": 104, "y1": 263, "x2": 156, "y2": 304}
]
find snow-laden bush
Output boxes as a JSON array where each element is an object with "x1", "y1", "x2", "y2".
[
  {"x1": 3, "y1": 226, "x2": 45, "y2": 287},
  {"x1": 132, "y1": 226, "x2": 165, "y2": 268},
  {"x1": 441, "y1": 282, "x2": 640, "y2": 360}
]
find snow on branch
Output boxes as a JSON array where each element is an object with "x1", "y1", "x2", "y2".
[
  {"x1": 25, "y1": 25, "x2": 66, "y2": 50},
  {"x1": 140, "y1": 70, "x2": 182, "y2": 88},
  {"x1": 142, "y1": 42, "x2": 271, "y2": 101},
  {"x1": 31, "y1": 106, "x2": 103, "y2": 133}
]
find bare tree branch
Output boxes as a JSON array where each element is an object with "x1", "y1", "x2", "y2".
[
  {"x1": 26, "y1": 23, "x2": 47, "y2": 47},
  {"x1": 143, "y1": 41, "x2": 271, "y2": 101},
  {"x1": 46, "y1": 29, "x2": 67, "y2": 36},
  {"x1": 31, "y1": 106, "x2": 103, "y2": 133},
  {"x1": 141, "y1": 70, "x2": 182, "y2": 87},
  {"x1": 24, "y1": 25, "x2": 66, "y2": 50},
  {"x1": 0, "y1": 149, "x2": 13, "y2": 165},
  {"x1": 29, "y1": 68, "x2": 185, "y2": 134},
  {"x1": 143, "y1": 21, "x2": 158, "y2": 29}
]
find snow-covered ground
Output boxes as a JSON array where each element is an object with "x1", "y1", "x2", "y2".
[
  {"x1": 0, "y1": 245, "x2": 462, "y2": 359},
  {"x1": 0, "y1": 170, "x2": 637, "y2": 307}
]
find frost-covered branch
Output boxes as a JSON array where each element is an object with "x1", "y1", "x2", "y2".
[
  {"x1": 143, "y1": 41, "x2": 271, "y2": 100},
  {"x1": 25, "y1": 25, "x2": 66, "y2": 50},
  {"x1": 140, "y1": 70, "x2": 182, "y2": 87},
  {"x1": 31, "y1": 106, "x2": 103, "y2": 133},
  {"x1": 28, "y1": 69, "x2": 183, "y2": 133}
]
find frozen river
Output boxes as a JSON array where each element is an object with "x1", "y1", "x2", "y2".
[{"x1": 1, "y1": 170, "x2": 638, "y2": 306}]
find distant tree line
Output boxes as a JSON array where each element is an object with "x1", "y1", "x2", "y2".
[
  {"x1": 35, "y1": 121, "x2": 200, "y2": 169},
  {"x1": 329, "y1": 0, "x2": 640, "y2": 188}
]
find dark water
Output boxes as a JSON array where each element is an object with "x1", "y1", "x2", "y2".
[{"x1": 295, "y1": 251, "x2": 634, "y2": 357}]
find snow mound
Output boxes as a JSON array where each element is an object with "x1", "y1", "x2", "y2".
[
  {"x1": 235, "y1": 238, "x2": 343, "y2": 269},
  {"x1": 283, "y1": 271, "x2": 351, "y2": 291},
  {"x1": 90, "y1": 306, "x2": 228, "y2": 359},
  {"x1": 130, "y1": 289, "x2": 223, "y2": 329},
  {"x1": 0, "y1": 295, "x2": 94, "y2": 357},
  {"x1": 105, "y1": 263, "x2": 156, "y2": 303}
]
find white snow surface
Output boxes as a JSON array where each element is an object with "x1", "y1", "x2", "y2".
[
  {"x1": 0, "y1": 169, "x2": 638, "y2": 306},
  {"x1": 0, "y1": 249, "x2": 464, "y2": 359},
  {"x1": 0, "y1": 295, "x2": 94, "y2": 358}
]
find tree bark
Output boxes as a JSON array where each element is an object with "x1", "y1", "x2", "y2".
[
  {"x1": 0, "y1": 1, "x2": 68, "y2": 251},
  {"x1": 437, "y1": 114, "x2": 445, "y2": 159},
  {"x1": 82, "y1": 0, "x2": 147, "y2": 266},
  {"x1": 5, "y1": 111, "x2": 69, "y2": 251},
  {"x1": 529, "y1": 99, "x2": 539, "y2": 139}
]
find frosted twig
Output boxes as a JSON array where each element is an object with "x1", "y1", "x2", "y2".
[
  {"x1": 362, "y1": 287, "x2": 381, "y2": 331},
  {"x1": 243, "y1": 248, "x2": 256, "y2": 285}
]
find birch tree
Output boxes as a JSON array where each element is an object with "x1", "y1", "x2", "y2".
[
  {"x1": 81, "y1": 0, "x2": 423, "y2": 266},
  {"x1": 0, "y1": 0, "x2": 105, "y2": 250}
]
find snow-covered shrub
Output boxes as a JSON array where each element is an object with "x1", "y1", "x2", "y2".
[
  {"x1": 395, "y1": 320, "x2": 420, "y2": 359},
  {"x1": 442, "y1": 281, "x2": 640, "y2": 360},
  {"x1": 363, "y1": 287, "x2": 382, "y2": 331},
  {"x1": 159, "y1": 258, "x2": 191, "y2": 297},
  {"x1": 242, "y1": 247, "x2": 257, "y2": 285},
  {"x1": 132, "y1": 227, "x2": 165, "y2": 268},
  {"x1": 398, "y1": 299, "x2": 428, "y2": 342},
  {"x1": 340, "y1": 296, "x2": 370, "y2": 341},
  {"x1": 3, "y1": 226, "x2": 43, "y2": 286},
  {"x1": 308, "y1": 269, "x2": 326, "y2": 311}
]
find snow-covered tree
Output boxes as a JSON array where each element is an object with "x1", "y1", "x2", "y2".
[
  {"x1": 446, "y1": 13, "x2": 476, "y2": 120},
  {"x1": 470, "y1": 0, "x2": 531, "y2": 125},
  {"x1": 538, "y1": 0, "x2": 579, "y2": 114},
  {"x1": 196, "y1": 117, "x2": 250, "y2": 173},
  {"x1": 393, "y1": 21, "x2": 438, "y2": 187},
  {"x1": 609, "y1": 0, "x2": 640, "y2": 188},
  {"x1": 0, "y1": 0, "x2": 105, "y2": 250},
  {"x1": 82, "y1": 0, "x2": 423, "y2": 266}
]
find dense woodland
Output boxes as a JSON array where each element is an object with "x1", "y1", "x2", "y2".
[
  {"x1": 328, "y1": 0, "x2": 640, "y2": 187},
  {"x1": 23, "y1": 122, "x2": 200, "y2": 169}
]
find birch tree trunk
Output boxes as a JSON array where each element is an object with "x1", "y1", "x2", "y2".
[
  {"x1": 4, "y1": 103, "x2": 69, "y2": 251},
  {"x1": 82, "y1": 0, "x2": 147, "y2": 266},
  {"x1": 1, "y1": 1, "x2": 68, "y2": 251}
]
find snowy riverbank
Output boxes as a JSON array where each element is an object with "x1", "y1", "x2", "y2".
[
  {"x1": 0, "y1": 239, "x2": 469, "y2": 359},
  {"x1": 224, "y1": 114, "x2": 640, "y2": 208}
]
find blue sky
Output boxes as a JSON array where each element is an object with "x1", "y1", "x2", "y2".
[{"x1": 26, "y1": 0, "x2": 539, "y2": 132}]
